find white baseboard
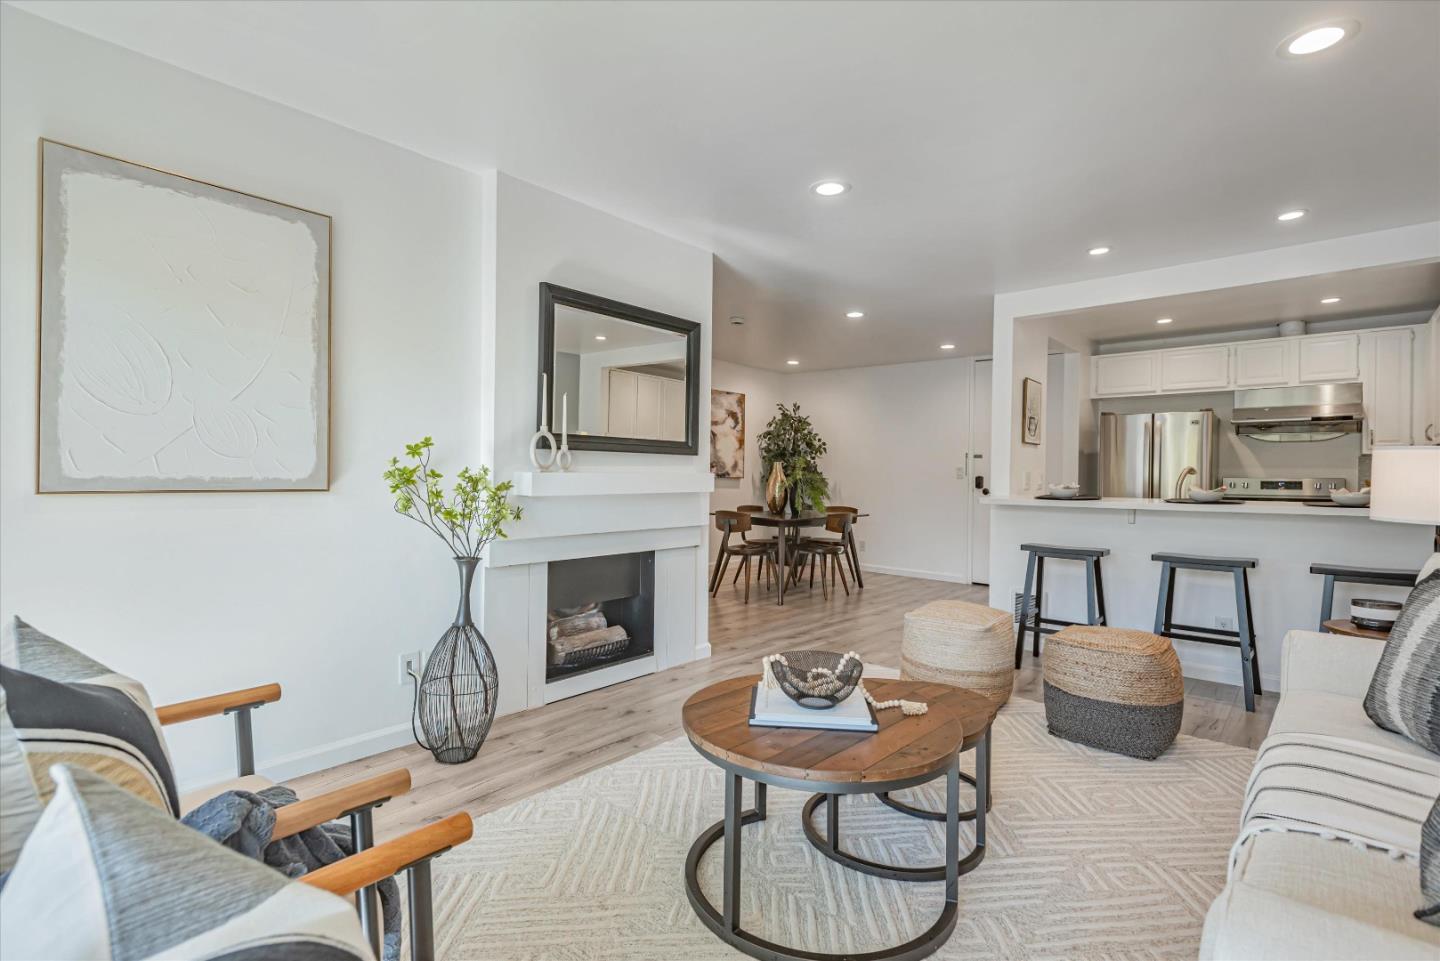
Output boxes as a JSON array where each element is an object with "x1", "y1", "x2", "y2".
[
  {"x1": 859, "y1": 564, "x2": 973, "y2": 585},
  {"x1": 256, "y1": 722, "x2": 416, "y2": 788},
  {"x1": 693, "y1": 643, "x2": 712, "y2": 660}
]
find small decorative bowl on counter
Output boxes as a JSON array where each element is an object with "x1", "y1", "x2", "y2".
[
  {"x1": 767, "y1": 650, "x2": 863, "y2": 709},
  {"x1": 1046, "y1": 484, "x2": 1081, "y2": 499},
  {"x1": 1330, "y1": 487, "x2": 1371, "y2": 507},
  {"x1": 1187, "y1": 487, "x2": 1227, "y2": 503}
]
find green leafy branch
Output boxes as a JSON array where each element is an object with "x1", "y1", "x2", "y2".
[
  {"x1": 384, "y1": 437, "x2": 523, "y2": 558},
  {"x1": 757, "y1": 403, "x2": 830, "y2": 511}
]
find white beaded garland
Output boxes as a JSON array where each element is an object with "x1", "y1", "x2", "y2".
[{"x1": 761, "y1": 651, "x2": 927, "y2": 716}]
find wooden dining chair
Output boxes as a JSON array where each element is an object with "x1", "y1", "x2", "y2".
[
  {"x1": 790, "y1": 511, "x2": 853, "y2": 599},
  {"x1": 710, "y1": 510, "x2": 776, "y2": 603},
  {"x1": 793, "y1": 505, "x2": 860, "y2": 586}
]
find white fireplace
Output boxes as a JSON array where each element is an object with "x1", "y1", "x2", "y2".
[{"x1": 475, "y1": 472, "x2": 712, "y2": 712}]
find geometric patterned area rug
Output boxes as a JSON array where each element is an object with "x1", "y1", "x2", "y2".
[{"x1": 432, "y1": 699, "x2": 1255, "y2": 960}]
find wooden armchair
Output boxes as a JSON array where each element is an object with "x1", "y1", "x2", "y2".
[{"x1": 157, "y1": 682, "x2": 469, "y2": 961}]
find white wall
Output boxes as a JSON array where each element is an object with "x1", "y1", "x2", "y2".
[
  {"x1": 0, "y1": 8, "x2": 488, "y2": 788},
  {"x1": 787, "y1": 359, "x2": 975, "y2": 582},
  {"x1": 709, "y1": 360, "x2": 785, "y2": 515},
  {"x1": 475, "y1": 172, "x2": 714, "y2": 711}
]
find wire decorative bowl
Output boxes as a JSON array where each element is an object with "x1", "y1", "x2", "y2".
[{"x1": 769, "y1": 650, "x2": 863, "y2": 709}]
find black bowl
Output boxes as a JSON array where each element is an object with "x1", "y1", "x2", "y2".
[{"x1": 769, "y1": 650, "x2": 863, "y2": 709}]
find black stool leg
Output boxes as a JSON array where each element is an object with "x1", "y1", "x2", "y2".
[
  {"x1": 1032, "y1": 556, "x2": 1046, "y2": 657},
  {"x1": 1093, "y1": 558, "x2": 1108, "y2": 626},
  {"x1": 1244, "y1": 570, "x2": 1262, "y2": 696},
  {"x1": 1085, "y1": 557, "x2": 1098, "y2": 626},
  {"x1": 1017, "y1": 550, "x2": 1037, "y2": 668},
  {"x1": 1153, "y1": 561, "x2": 1172, "y2": 634},
  {"x1": 1318, "y1": 573, "x2": 1335, "y2": 632},
  {"x1": 1233, "y1": 569, "x2": 1257, "y2": 712}
]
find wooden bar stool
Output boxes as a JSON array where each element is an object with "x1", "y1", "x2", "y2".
[
  {"x1": 790, "y1": 511, "x2": 853, "y2": 599},
  {"x1": 710, "y1": 510, "x2": 775, "y2": 604},
  {"x1": 1309, "y1": 563, "x2": 1419, "y2": 631},
  {"x1": 1015, "y1": 543, "x2": 1109, "y2": 668},
  {"x1": 1152, "y1": 552, "x2": 1261, "y2": 712}
]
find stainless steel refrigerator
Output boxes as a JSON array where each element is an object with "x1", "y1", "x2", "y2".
[{"x1": 1099, "y1": 410, "x2": 1220, "y2": 499}]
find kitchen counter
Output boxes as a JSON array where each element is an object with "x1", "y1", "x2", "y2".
[
  {"x1": 983, "y1": 493, "x2": 1430, "y2": 694},
  {"x1": 982, "y1": 495, "x2": 1377, "y2": 518}
]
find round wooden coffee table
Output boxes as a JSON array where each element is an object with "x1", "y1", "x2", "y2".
[{"x1": 681, "y1": 676, "x2": 1000, "y2": 961}]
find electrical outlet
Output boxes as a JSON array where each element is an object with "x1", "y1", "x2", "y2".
[
  {"x1": 858, "y1": 540, "x2": 866, "y2": 552},
  {"x1": 399, "y1": 650, "x2": 424, "y2": 685},
  {"x1": 955, "y1": 466, "x2": 964, "y2": 480},
  {"x1": 1215, "y1": 616, "x2": 1235, "y2": 632}
]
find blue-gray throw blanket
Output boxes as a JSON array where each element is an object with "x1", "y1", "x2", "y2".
[{"x1": 183, "y1": 786, "x2": 400, "y2": 960}]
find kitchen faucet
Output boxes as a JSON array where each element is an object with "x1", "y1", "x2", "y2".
[{"x1": 1173, "y1": 466, "x2": 1197, "y2": 500}]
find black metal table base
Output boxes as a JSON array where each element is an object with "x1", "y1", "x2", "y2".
[{"x1": 684, "y1": 728, "x2": 990, "y2": 961}]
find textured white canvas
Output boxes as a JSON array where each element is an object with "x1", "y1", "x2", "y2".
[{"x1": 38, "y1": 141, "x2": 330, "y2": 491}]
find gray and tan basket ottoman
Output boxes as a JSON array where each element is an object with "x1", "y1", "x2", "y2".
[
  {"x1": 1042, "y1": 625, "x2": 1183, "y2": 759},
  {"x1": 901, "y1": 600, "x2": 1015, "y2": 706}
]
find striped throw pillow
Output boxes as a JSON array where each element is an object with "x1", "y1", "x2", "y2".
[
  {"x1": 0, "y1": 765, "x2": 371, "y2": 960},
  {"x1": 1421, "y1": 794, "x2": 1440, "y2": 927},
  {"x1": 0, "y1": 618, "x2": 178, "y2": 873},
  {"x1": 1365, "y1": 572, "x2": 1440, "y2": 754}
]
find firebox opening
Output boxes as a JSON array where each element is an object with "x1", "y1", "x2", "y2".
[{"x1": 546, "y1": 551, "x2": 655, "y2": 682}]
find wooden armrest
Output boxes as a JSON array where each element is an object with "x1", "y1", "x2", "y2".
[
  {"x1": 300, "y1": 813, "x2": 472, "y2": 896},
  {"x1": 156, "y1": 683, "x2": 282, "y2": 725},
  {"x1": 271, "y1": 769, "x2": 412, "y2": 841}
]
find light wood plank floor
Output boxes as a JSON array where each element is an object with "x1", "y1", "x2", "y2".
[{"x1": 289, "y1": 569, "x2": 1274, "y2": 840}]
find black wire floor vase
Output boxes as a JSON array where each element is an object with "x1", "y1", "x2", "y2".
[{"x1": 414, "y1": 557, "x2": 499, "y2": 764}]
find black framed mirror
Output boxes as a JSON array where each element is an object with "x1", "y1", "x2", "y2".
[{"x1": 538, "y1": 283, "x2": 702, "y2": 455}]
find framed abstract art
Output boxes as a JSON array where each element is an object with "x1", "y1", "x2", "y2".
[{"x1": 36, "y1": 140, "x2": 331, "y2": 492}]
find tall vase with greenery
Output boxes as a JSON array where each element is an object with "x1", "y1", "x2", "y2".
[
  {"x1": 757, "y1": 403, "x2": 829, "y2": 515},
  {"x1": 384, "y1": 437, "x2": 523, "y2": 764}
]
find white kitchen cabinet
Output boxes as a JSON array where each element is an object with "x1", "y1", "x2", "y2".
[
  {"x1": 1298, "y1": 334, "x2": 1360, "y2": 383},
  {"x1": 605, "y1": 368, "x2": 687, "y2": 440},
  {"x1": 1159, "y1": 345, "x2": 1231, "y2": 392},
  {"x1": 661, "y1": 378, "x2": 687, "y2": 441},
  {"x1": 1359, "y1": 328, "x2": 1414, "y2": 452},
  {"x1": 1233, "y1": 340, "x2": 1296, "y2": 387},
  {"x1": 1093, "y1": 352, "x2": 1160, "y2": 396}
]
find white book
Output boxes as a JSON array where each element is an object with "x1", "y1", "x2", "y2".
[{"x1": 748, "y1": 684, "x2": 878, "y2": 732}]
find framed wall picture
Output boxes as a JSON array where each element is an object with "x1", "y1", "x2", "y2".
[
  {"x1": 710, "y1": 389, "x2": 745, "y2": 477},
  {"x1": 1021, "y1": 377, "x2": 1042, "y2": 446},
  {"x1": 37, "y1": 140, "x2": 331, "y2": 492}
]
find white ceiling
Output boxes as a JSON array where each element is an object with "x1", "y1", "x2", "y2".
[
  {"x1": 1040, "y1": 258, "x2": 1440, "y2": 345},
  {"x1": 15, "y1": 0, "x2": 1439, "y2": 371},
  {"x1": 552, "y1": 305, "x2": 684, "y2": 355}
]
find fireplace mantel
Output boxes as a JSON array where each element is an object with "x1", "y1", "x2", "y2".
[{"x1": 510, "y1": 470, "x2": 715, "y2": 498}]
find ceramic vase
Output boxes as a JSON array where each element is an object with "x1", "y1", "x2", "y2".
[{"x1": 765, "y1": 462, "x2": 787, "y2": 513}]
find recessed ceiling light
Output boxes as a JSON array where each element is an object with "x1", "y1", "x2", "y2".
[
  {"x1": 846, "y1": 310, "x2": 865, "y2": 319},
  {"x1": 1155, "y1": 317, "x2": 1174, "y2": 325},
  {"x1": 1320, "y1": 297, "x2": 1341, "y2": 304},
  {"x1": 939, "y1": 343, "x2": 956, "y2": 350},
  {"x1": 811, "y1": 180, "x2": 850, "y2": 197},
  {"x1": 1088, "y1": 246, "x2": 1111, "y2": 256},
  {"x1": 1277, "y1": 209, "x2": 1307, "y2": 222},
  {"x1": 594, "y1": 335, "x2": 607, "y2": 341},
  {"x1": 786, "y1": 359, "x2": 800, "y2": 366},
  {"x1": 1279, "y1": 20, "x2": 1359, "y2": 58}
]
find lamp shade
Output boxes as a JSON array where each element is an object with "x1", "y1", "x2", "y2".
[{"x1": 1370, "y1": 446, "x2": 1440, "y2": 525}]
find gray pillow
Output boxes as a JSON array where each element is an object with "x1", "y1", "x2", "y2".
[
  {"x1": 0, "y1": 764, "x2": 371, "y2": 960},
  {"x1": 1364, "y1": 572, "x2": 1440, "y2": 754}
]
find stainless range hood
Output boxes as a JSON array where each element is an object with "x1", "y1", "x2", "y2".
[{"x1": 1231, "y1": 383, "x2": 1364, "y2": 442}]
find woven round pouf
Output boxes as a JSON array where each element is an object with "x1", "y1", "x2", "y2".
[
  {"x1": 1042, "y1": 625, "x2": 1183, "y2": 760},
  {"x1": 901, "y1": 600, "x2": 1015, "y2": 707}
]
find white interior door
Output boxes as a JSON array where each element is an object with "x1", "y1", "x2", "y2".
[
  {"x1": 969, "y1": 359, "x2": 992, "y2": 585},
  {"x1": 661, "y1": 378, "x2": 686, "y2": 441},
  {"x1": 634, "y1": 373, "x2": 662, "y2": 439},
  {"x1": 606, "y1": 368, "x2": 638, "y2": 436}
]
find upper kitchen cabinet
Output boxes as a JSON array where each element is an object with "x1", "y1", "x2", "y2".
[
  {"x1": 1359, "y1": 328, "x2": 1415, "y2": 452},
  {"x1": 1234, "y1": 340, "x2": 1296, "y2": 387},
  {"x1": 1297, "y1": 334, "x2": 1360, "y2": 383},
  {"x1": 1092, "y1": 351, "x2": 1160, "y2": 396},
  {"x1": 1159, "y1": 345, "x2": 1231, "y2": 392}
]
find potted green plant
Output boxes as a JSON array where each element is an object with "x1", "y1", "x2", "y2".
[
  {"x1": 384, "y1": 437, "x2": 522, "y2": 763},
  {"x1": 756, "y1": 403, "x2": 829, "y2": 515}
]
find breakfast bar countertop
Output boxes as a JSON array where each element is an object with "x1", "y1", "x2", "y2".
[{"x1": 982, "y1": 495, "x2": 1379, "y2": 518}]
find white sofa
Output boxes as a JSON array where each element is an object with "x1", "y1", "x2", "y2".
[{"x1": 1200, "y1": 629, "x2": 1440, "y2": 960}]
